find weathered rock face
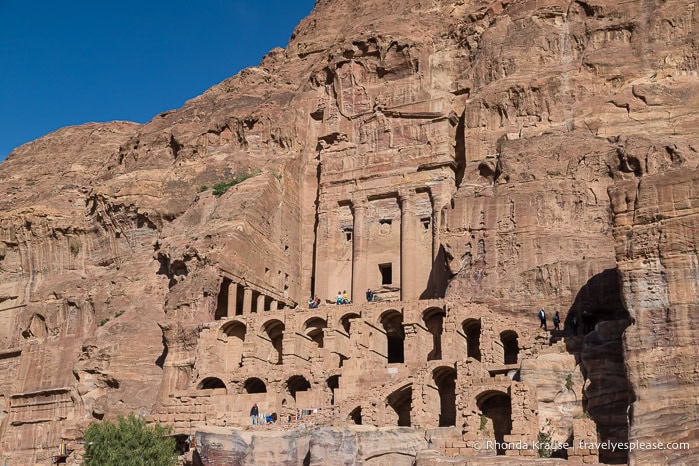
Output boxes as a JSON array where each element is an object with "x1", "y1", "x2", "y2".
[
  {"x1": 1, "y1": 0, "x2": 698, "y2": 464},
  {"x1": 194, "y1": 426, "x2": 429, "y2": 466},
  {"x1": 610, "y1": 169, "x2": 699, "y2": 465}
]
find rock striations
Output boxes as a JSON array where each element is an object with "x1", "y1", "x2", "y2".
[{"x1": 0, "y1": 0, "x2": 698, "y2": 464}]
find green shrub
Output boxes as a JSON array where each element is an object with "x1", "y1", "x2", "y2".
[
  {"x1": 538, "y1": 420, "x2": 553, "y2": 458},
  {"x1": 83, "y1": 413, "x2": 177, "y2": 466},
  {"x1": 198, "y1": 185, "x2": 209, "y2": 193},
  {"x1": 565, "y1": 373, "x2": 574, "y2": 391},
  {"x1": 114, "y1": 310, "x2": 125, "y2": 318},
  {"x1": 479, "y1": 414, "x2": 488, "y2": 431},
  {"x1": 211, "y1": 169, "x2": 261, "y2": 197},
  {"x1": 98, "y1": 318, "x2": 110, "y2": 327}
]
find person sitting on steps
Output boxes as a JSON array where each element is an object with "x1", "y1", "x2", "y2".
[
  {"x1": 342, "y1": 290, "x2": 351, "y2": 304},
  {"x1": 309, "y1": 295, "x2": 320, "y2": 309},
  {"x1": 366, "y1": 288, "x2": 374, "y2": 302},
  {"x1": 336, "y1": 291, "x2": 343, "y2": 305}
]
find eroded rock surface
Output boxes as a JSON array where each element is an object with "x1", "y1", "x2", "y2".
[{"x1": 1, "y1": 0, "x2": 698, "y2": 464}]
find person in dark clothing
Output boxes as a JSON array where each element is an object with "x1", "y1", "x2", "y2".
[
  {"x1": 571, "y1": 316, "x2": 579, "y2": 335},
  {"x1": 538, "y1": 308, "x2": 547, "y2": 330},
  {"x1": 553, "y1": 311, "x2": 561, "y2": 331},
  {"x1": 250, "y1": 403, "x2": 259, "y2": 425},
  {"x1": 366, "y1": 289, "x2": 374, "y2": 302}
]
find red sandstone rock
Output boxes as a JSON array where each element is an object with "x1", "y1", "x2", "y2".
[{"x1": 1, "y1": 0, "x2": 698, "y2": 464}]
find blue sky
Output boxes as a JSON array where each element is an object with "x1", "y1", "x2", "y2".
[{"x1": 0, "y1": 0, "x2": 315, "y2": 161}]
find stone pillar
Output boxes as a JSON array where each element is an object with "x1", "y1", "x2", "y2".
[
  {"x1": 400, "y1": 191, "x2": 418, "y2": 301},
  {"x1": 314, "y1": 208, "x2": 331, "y2": 302},
  {"x1": 403, "y1": 323, "x2": 423, "y2": 366},
  {"x1": 430, "y1": 192, "x2": 441, "y2": 262},
  {"x1": 243, "y1": 287, "x2": 253, "y2": 314},
  {"x1": 351, "y1": 198, "x2": 368, "y2": 303},
  {"x1": 227, "y1": 282, "x2": 238, "y2": 316},
  {"x1": 257, "y1": 293, "x2": 266, "y2": 313},
  {"x1": 270, "y1": 300, "x2": 278, "y2": 312}
]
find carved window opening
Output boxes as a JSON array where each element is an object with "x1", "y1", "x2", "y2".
[
  {"x1": 421, "y1": 217, "x2": 431, "y2": 230},
  {"x1": 327, "y1": 375, "x2": 339, "y2": 405},
  {"x1": 381, "y1": 311, "x2": 404, "y2": 364},
  {"x1": 349, "y1": 406, "x2": 362, "y2": 425},
  {"x1": 379, "y1": 263, "x2": 393, "y2": 285},
  {"x1": 463, "y1": 319, "x2": 482, "y2": 361},
  {"x1": 343, "y1": 228, "x2": 352, "y2": 241},
  {"x1": 500, "y1": 330, "x2": 519, "y2": 365}
]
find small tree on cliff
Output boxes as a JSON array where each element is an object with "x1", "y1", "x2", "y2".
[{"x1": 83, "y1": 413, "x2": 177, "y2": 466}]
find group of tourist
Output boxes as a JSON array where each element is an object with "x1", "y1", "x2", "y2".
[
  {"x1": 538, "y1": 308, "x2": 561, "y2": 331},
  {"x1": 308, "y1": 288, "x2": 383, "y2": 308},
  {"x1": 250, "y1": 404, "x2": 276, "y2": 425},
  {"x1": 308, "y1": 295, "x2": 321, "y2": 308},
  {"x1": 538, "y1": 307, "x2": 596, "y2": 335},
  {"x1": 336, "y1": 290, "x2": 351, "y2": 304}
]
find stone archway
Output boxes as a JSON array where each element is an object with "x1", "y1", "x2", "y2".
[
  {"x1": 197, "y1": 377, "x2": 227, "y2": 392},
  {"x1": 220, "y1": 320, "x2": 246, "y2": 369},
  {"x1": 286, "y1": 375, "x2": 311, "y2": 401},
  {"x1": 304, "y1": 317, "x2": 328, "y2": 348},
  {"x1": 339, "y1": 312, "x2": 361, "y2": 334},
  {"x1": 243, "y1": 377, "x2": 267, "y2": 394},
  {"x1": 462, "y1": 318, "x2": 481, "y2": 361},
  {"x1": 386, "y1": 384, "x2": 412, "y2": 426},
  {"x1": 261, "y1": 319, "x2": 285, "y2": 364},
  {"x1": 476, "y1": 390, "x2": 512, "y2": 455},
  {"x1": 433, "y1": 367, "x2": 457, "y2": 427}
]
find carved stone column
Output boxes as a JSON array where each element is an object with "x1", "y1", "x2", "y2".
[
  {"x1": 429, "y1": 190, "x2": 441, "y2": 262},
  {"x1": 400, "y1": 191, "x2": 418, "y2": 301},
  {"x1": 351, "y1": 198, "x2": 368, "y2": 303},
  {"x1": 314, "y1": 208, "x2": 330, "y2": 302},
  {"x1": 270, "y1": 299, "x2": 278, "y2": 312},
  {"x1": 227, "y1": 281, "x2": 238, "y2": 316},
  {"x1": 242, "y1": 287, "x2": 253, "y2": 314},
  {"x1": 256, "y1": 293, "x2": 266, "y2": 313}
]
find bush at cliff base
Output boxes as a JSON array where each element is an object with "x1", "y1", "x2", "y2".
[{"x1": 83, "y1": 413, "x2": 177, "y2": 466}]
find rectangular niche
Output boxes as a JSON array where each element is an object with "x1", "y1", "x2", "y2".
[{"x1": 379, "y1": 263, "x2": 393, "y2": 285}]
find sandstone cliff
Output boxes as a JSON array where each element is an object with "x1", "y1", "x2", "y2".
[{"x1": 1, "y1": 0, "x2": 698, "y2": 465}]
